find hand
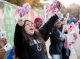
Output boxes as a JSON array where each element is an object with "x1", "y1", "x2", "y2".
[
  {"x1": 0, "y1": 48, "x2": 6, "y2": 58},
  {"x1": 61, "y1": 37, "x2": 65, "y2": 41},
  {"x1": 61, "y1": 34, "x2": 67, "y2": 41},
  {"x1": 17, "y1": 19, "x2": 24, "y2": 26}
]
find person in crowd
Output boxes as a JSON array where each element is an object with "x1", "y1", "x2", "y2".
[
  {"x1": 0, "y1": 31, "x2": 7, "y2": 59},
  {"x1": 0, "y1": 39, "x2": 6, "y2": 59},
  {"x1": 34, "y1": 17, "x2": 44, "y2": 30},
  {"x1": 14, "y1": 14, "x2": 59, "y2": 59},
  {"x1": 48, "y1": 19, "x2": 65, "y2": 59}
]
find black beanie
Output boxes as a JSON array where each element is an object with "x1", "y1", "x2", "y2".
[{"x1": 49, "y1": 14, "x2": 59, "y2": 25}]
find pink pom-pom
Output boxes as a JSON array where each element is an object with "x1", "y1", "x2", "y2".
[
  {"x1": 23, "y1": 3, "x2": 31, "y2": 14},
  {"x1": 16, "y1": 3, "x2": 31, "y2": 17},
  {"x1": 46, "y1": 0, "x2": 62, "y2": 17}
]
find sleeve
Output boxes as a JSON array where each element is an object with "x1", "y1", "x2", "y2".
[
  {"x1": 14, "y1": 24, "x2": 30, "y2": 59},
  {"x1": 14, "y1": 24, "x2": 23, "y2": 47},
  {"x1": 51, "y1": 29, "x2": 62, "y2": 43},
  {"x1": 39, "y1": 14, "x2": 58, "y2": 41}
]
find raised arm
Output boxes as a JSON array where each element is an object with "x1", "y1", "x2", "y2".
[
  {"x1": 39, "y1": 14, "x2": 59, "y2": 41},
  {"x1": 14, "y1": 24, "x2": 23, "y2": 47},
  {"x1": 14, "y1": 20, "x2": 29, "y2": 58},
  {"x1": 14, "y1": 20, "x2": 25, "y2": 47}
]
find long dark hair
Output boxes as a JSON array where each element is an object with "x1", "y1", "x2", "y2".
[
  {"x1": 22, "y1": 20, "x2": 45, "y2": 44},
  {"x1": 59, "y1": 24, "x2": 68, "y2": 34},
  {"x1": 22, "y1": 20, "x2": 34, "y2": 43},
  {"x1": 22, "y1": 20, "x2": 46, "y2": 52},
  {"x1": 59, "y1": 24, "x2": 63, "y2": 32}
]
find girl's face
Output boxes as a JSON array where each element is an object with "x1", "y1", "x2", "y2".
[
  {"x1": 54, "y1": 20, "x2": 62, "y2": 29},
  {"x1": 24, "y1": 21, "x2": 35, "y2": 36}
]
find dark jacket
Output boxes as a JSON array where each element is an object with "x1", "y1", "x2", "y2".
[
  {"x1": 14, "y1": 14, "x2": 59, "y2": 59},
  {"x1": 49, "y1": 28, "x2": 63, "y2": 55}
]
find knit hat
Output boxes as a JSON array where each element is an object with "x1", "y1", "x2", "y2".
[
  {"x1": 34, "y1": 17, "x2": 43, "y2": 24},
  {"x1": 34, "y1": 17, "x2": 43, "y2": 29}
]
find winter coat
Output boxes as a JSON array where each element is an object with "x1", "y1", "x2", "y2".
[{"x1": 49, "y1": 28, "x2": 63, "y2": 55}]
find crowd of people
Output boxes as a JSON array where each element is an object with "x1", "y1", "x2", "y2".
[
  {"x1": 0, "y1": 12, "x2": 79, "y2": 59},
  {"x1": 14, "y1": 12, "x2": 78, "y2": 59},
  {"x1": 0, "y1": 30, "x2": 12, "y2": 59},
  {"x1": 0, "y1": 1, "x2": 80, "y2": 59}
]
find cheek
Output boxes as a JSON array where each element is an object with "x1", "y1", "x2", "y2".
[
  {"x1": 58, "y1": 24, "x2": 61, "y2": 28},
  {"x1": 24, "y1": 26, "x2": 29, "y2": 33},
  {"x1": 54, "y1": 24, "x2": 59, "y2": 28}
]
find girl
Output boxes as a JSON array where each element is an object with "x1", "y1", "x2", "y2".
[
  {"x1": 49, "y1": 19, "x2": 64, "y2": 59},
  {"x1": 14, "y1": 14, "x2": 59, "y2": 59}
]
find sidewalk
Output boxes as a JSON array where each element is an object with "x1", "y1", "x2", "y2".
[
  {"x1": 72, "y1": 35, "x2": 80, "y2": 59},
  {"x1": 70, "y1": 46, "x2": 77, "y2": 59}
]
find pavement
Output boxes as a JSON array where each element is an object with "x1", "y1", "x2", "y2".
[
  {"x1": 70, "y1": 46, "x2": 77, "y2": 59},
  {"x1": 72, "y1": 35, "x2": 80, "y2": 59}
]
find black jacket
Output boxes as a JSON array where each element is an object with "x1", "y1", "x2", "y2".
[
  {"x1": 14, "y1": 14, "x2": 58, "y2": 59},
  {"x1": 49, "y1": 28, "x2": 63, "y2": 55}
]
